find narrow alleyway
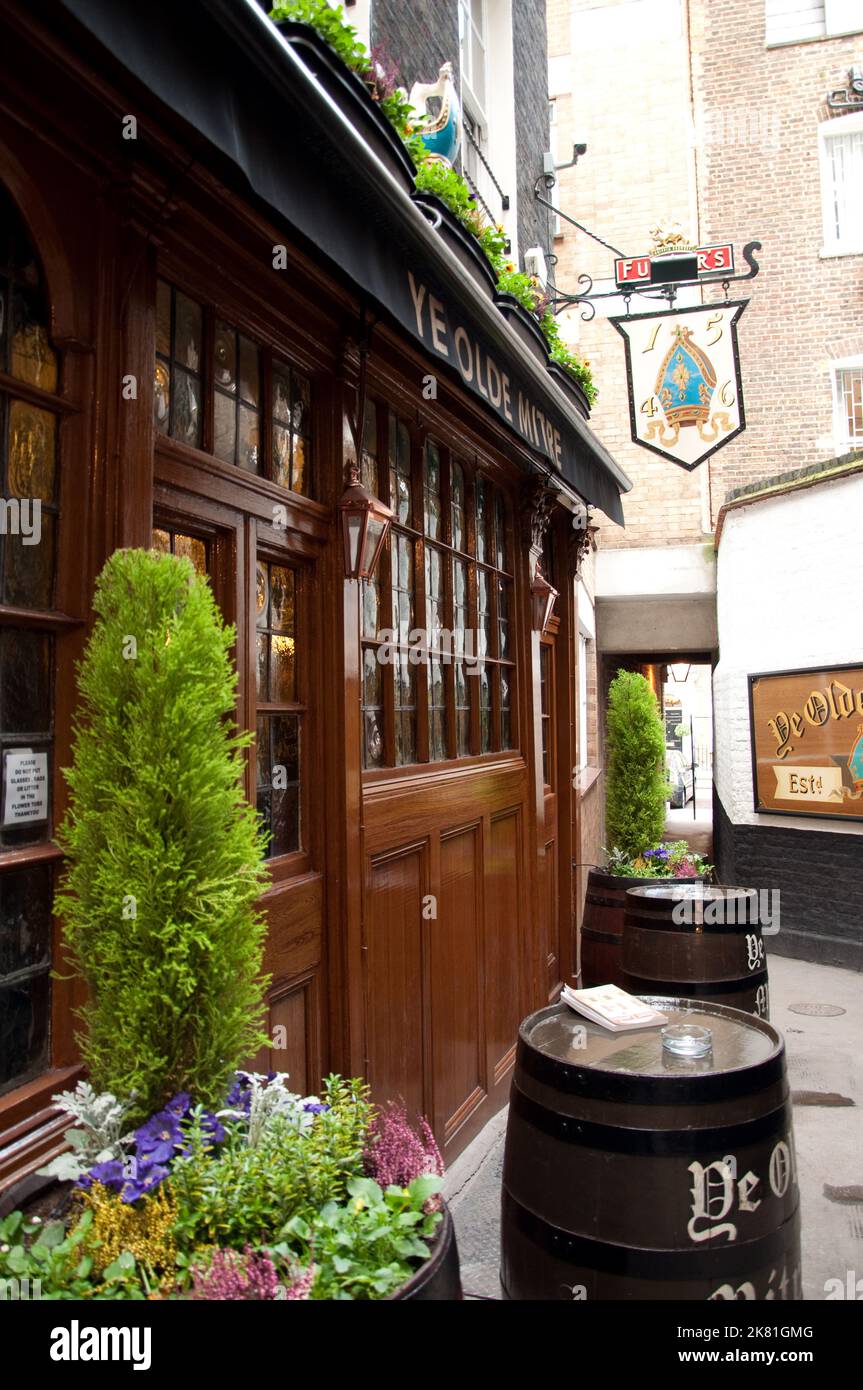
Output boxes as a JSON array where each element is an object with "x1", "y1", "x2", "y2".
[{"x1": 444, "y1": 954, "x2": 863, "y2": 1301}]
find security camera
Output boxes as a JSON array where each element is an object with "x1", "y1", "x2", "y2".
[
  {"x1": 851, "y1": 66, "x2": 863, "y2": 95},
  {"x1": 573, "y1": 142, "x2": 587, "y2": 158}
]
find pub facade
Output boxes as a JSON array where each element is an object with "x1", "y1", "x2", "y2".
[{"x1": 0, "y1": 0, "x2": 629, "y2": 1186}]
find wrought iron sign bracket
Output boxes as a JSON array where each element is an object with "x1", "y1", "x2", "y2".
[
  {"x1": 533, "y1": 180, "x2": 761, "y2": 320},
  {"x1": 552, "y1": 243, "x2": 762, "y2": 321}
]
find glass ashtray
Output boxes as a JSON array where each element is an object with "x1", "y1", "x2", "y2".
[{"x1": 661, "y1": 1023, "x2": 713, "y2": 1057}]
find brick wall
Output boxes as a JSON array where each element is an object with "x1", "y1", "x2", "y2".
[
  {"x1": 371, "y1": 0, "x2": 460, "y2": 94},
  {"x1": 513, "y1": 0, "x2": 552, "y2": 261},
  {"x1": 691, "y1": 2, "x2": 863, "y2": 502},
  {"x1": 549, "y1": 0, "x2": 863, "y2": 548}
]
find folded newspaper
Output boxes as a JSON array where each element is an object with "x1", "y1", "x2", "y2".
[{"x1": 560, "y1": 983, "x2": 667, "y2": 1032}]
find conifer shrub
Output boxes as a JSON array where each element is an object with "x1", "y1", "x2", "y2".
[
  {"x1": 604, "y1": 669, "x2": 670, "y2": 860},
  {"x1": 56, "y1": 548, "x2": 269, "y2": 1122}
]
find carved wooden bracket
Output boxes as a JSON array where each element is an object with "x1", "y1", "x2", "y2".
[
  {"x1": 569, "y1": 519, "x2": 598, "y2": 574},
  {"x1": 521, "y1": 477, "x2": 559, "y2": 576}
]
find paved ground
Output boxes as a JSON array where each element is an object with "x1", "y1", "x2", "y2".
[{"x1": 443, "y1": 953, "x2": 863, "y2": 1300}]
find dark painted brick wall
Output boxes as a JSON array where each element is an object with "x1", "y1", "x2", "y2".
[
  {"x1": 714, "y1": 793, "x2": 863, "y2": 972},
  {"x1": 371, "y1": 0, "x2": 460, "y2": 97},
  {"x1": 512, "y1": 0, "x2": 551, "y2": 262}
]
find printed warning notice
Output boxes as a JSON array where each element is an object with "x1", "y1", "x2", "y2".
[{"x1": 2, "y1": 749, "x2": 49, "y2": 826}]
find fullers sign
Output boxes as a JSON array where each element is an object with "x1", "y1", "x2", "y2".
[
  {"x1": 610, "y1": 301, "x2": 747, "y2": 471},
  {"x1": 749, "y1": 664, "x2": 863, "y2": 821},
  {"x1": 407, "y1": 272, "x2": 563, "y2": 468}
]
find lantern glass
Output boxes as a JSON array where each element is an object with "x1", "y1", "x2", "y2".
[
  {"x1": 362, "y1": 513, "x2": 387, "y2": 576},
  {"x1": 531, "y1": 569, "x2": 558, "y2": 632}
]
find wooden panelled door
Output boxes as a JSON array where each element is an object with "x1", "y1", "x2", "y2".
[{"x1": 151, "y1": 272, "x2": 328, "y2": 1096}]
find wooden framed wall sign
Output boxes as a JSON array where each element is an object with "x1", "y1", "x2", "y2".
[{"x1": 749, "y1": 664, "x2": 863, "y2": 821}]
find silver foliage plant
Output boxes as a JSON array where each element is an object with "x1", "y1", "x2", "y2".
[
  {"x1": 38, "y1": 1081, "x2": 134, "y2": 1183},
  {"x1": 218, "y1": 1071, "x2": 323, "y2": 1148}
]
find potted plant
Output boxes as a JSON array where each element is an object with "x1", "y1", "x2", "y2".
[
  {"x1": 268, "y1": 3, "x2": 420, "y2": 192},
  {"x1": 0, "y1": 549, "x2": 459, "y2": 1301},
  {"x1": 581, "y1": 670, "x2": 711, "y2": 987},
  {"x1": 412, "y1": 161, "x2": 501, "y2": 298},
  {"x1": 494, "y1": 268, "x2": 552, "y2": 366},
  {"x1": 0, "y1": 1077, "x2": 460, "y2": 1301}
]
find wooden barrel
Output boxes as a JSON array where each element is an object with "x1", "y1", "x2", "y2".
[
  {"x1": 623, "y1": 885, "x2": 769, "y2": 1019},
  {"x1": 501, "y1": 998, "x2": 801, "y2": 1300},
  {"x1": 580, "y1": 868, "x2": 698, "y2": 989}
]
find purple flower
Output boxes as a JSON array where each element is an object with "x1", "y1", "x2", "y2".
[
  {"x1": 165, "y1": 1092, "x2": 191, "y2": 1118},
  {"x1": 119, "y1": 1160, "x2": 169, "y2": 1204},
  {"x1": 225, "y1": 1075, "x2": 253, "y2": 1114},
  {"x1": 200, "y1": 1111, "x2": 227, "y2": 1146},
  {"x1": 87, "y1": 1160, "x2": 126, "y2": 1191},
  {"x1": 135, "y1": 1110, "x2": 185, "y2": 1165},
  {"x1": 302, "y1": 1102, "x2": 329, "y2": 1116}
]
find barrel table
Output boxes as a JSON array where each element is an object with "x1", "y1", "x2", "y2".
[
  {"x1": 501, "y1": 998, "x2": 801, "y2": 1300},
  {"x1": 623, "y1": 884, "x2": 769, "y2": 1018}
]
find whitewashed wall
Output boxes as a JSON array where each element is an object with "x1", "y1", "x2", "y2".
[{"x1": 714, "y1": 470, "x2": 863, "y2": 838}]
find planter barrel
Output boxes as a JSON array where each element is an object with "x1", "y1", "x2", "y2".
[
  {"x1": 273, "y1": 20, "x2": 417, "y2": 192},
  {"x1": 412, "y1": 192, "x2": 498, "y2": 298},
  {"x1": 390, "y1": 1201, "x2": 462, "y2": 1300},
  {"x1": 580, "y1": 867, "x2": 701, "y2": 988},
  {"x1": 500, "y1": 998, "x2": 801, "y2": 1300},
  {"x1": 494, "y1": 293, "x2": 550, "y2": 367},
  {"x1": 546, "y1": 360, "x2": 591, "y2": 420},
  {"x1": 623, "y1": 884, "x2": 769, "y2": 1018}
]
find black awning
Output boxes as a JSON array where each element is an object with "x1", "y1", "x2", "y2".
[{"x1": 56, "y1": 0, "x2": 629, "y2": 523}]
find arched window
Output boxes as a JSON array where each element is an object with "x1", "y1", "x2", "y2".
[{"x1": 0, "y1": 183, "x2": 62, "y2": 1096}]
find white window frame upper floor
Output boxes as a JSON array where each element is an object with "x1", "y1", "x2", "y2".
[
  {"x1": 819, "y1": 111, "x2": 863, "y2": 258},
  {"x1": 830, "y1": 355, "x2": 863, "y2": 454},
  {"x1": 766, "y1": 1, "x2": 863, "y2": 47},
  {"x1": 458, "y1": 0, "x2": 519, "y2": 260}
]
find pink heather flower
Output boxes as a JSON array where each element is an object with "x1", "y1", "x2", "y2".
[
  {"x1": 284, "y1": 1262, "x2": 316, "y2": 1301},
  {"x1": 364, "y1": 1103, "x2": 444, "y2": 1195},
  {"x1": 190, "y1": 1246, "x2": 284, "y2": 1301},
  {"x1": 676, "y1": 859, "x2": 698, "y2": 877}
]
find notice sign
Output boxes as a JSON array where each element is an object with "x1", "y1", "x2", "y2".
[
  {"x1": 749, "y1": 665, "x2": 863, "y2": 821},
  {"x1": 2, "y1": 748, "x2": 49, "y2": 827}
]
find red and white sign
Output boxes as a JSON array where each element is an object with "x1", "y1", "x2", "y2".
[{"x1": 614, "y1": 243, "x2": 735, "y2": 286}]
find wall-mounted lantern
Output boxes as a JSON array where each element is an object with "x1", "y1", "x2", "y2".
[
  {"x1": 338, "y1": 462, "x2": 393, "y2": 580},
  {"x1": 530, "y1": 562, "x2": 558, "y2": 633},
  {"x1": 669, "y1": 662, "x2": 691, "y2": 684}
]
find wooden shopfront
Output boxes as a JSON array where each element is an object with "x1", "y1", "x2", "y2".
[{"x1": 0, "y1": 0, "x2": 628, "y2": 1184}]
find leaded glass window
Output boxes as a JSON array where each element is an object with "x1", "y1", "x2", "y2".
[
  {"x1": 360, "y1": 402, "x2": 517, "y2": 770},
  {"x1": 0, "y1": 185, "x2": 63, "y2": 1094},
  {"x1": 155, "y1": 280, "x2": 313, "y2": 495},
  {"x1": 256, "y1": 560, "x2": 301, "y2": 858}
]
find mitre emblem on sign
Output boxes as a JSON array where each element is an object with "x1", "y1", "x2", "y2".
[
  {"x1": 609, "y1": 301, "x2": 748, "y2": 471},
  {"x1": 656, "y1": 325, "x2": 716, "y2": 429}
]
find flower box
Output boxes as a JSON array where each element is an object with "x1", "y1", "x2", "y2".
[
  {"x1": 547, "y1": 359, "x2": 591, "y2": 420},
  {"x1": 495, "y1": 292, "x2": 551, "y2": 367},
  {"x1": 272, "y1": 19, "x2": 417, "y2": 193},
  {"x1": 412, "y1": 192, "x2": 498, "y2": 299}
]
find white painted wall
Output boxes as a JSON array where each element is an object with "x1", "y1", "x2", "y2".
[{"x1": 714, "y1": 471, "x2": 863, "y2": 837}]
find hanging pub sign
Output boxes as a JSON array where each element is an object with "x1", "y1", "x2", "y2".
[
  {"x1": 610, "y1": 300, "x2": 748, "y2": 471},
  {"x1": 749, "y1": 664, "x2": 863, "y2": 822}
]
